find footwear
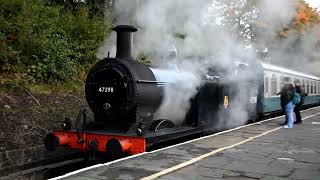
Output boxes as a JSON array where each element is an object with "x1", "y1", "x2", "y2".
[
  {"x1": 294, "y1": 121, "x2": 302, "y2": 124},
  {"x1": 283, "y1": 125, "x2": 291, "y2": 128}
]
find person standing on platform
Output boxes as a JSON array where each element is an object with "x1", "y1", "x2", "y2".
[
  {"x1": 279, "y1": 78, "x2": 295, "y2": 128},
  {"x1": 294, "y1": 80, "x2": 305, "y2": 124}
]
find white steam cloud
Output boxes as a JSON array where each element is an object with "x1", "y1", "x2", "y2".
[
  {"x1": 255, "y1": 0, "x2": 320, "y2": 76},
  {"x1": 153, "y1": 62, "x2": 201, "y2": 124},
  {"x1": 97, "y1": 0, "x2": 318, "y2": 128}
]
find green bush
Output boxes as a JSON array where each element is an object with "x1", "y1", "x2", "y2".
[
  {"x1": 136, "y1": 53, "x2": 152, "y2": 65},
  {"x1": 0, "y1": 0, "x2": 112, "y2": 85}
]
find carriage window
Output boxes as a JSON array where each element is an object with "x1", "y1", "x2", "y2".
[
  {"x1": 306, "y1": 80, "x2": 310, "y2": 94},
  {"x1": 313, "y1": 81, "x2": 315, "y2": 94},
  {"x1": 265, "y1": 76, "x2": 269, "y2": 96},
  {"x1": 271, "y1": 74, "x2": 278, "y2": 96},
  {"x1": 280, "y1": 76, "x2": 285, "y2": 89},
  {"x1": 302, "y1": 79, "x2": 305, "y2": 91},
  {"x1": 311, "y1": 81, "x2": 314, "y2": 94}
]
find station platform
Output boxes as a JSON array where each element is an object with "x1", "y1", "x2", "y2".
[{"x1": 54, "y1": 107, "x2": 320, "y2": 180}]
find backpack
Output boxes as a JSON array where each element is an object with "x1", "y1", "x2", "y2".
[{"x1": 292, "y1": 91, "x2": 301, "y2": 105}]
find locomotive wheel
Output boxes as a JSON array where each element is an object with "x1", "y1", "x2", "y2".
[
  {"x1": 44, "y1": 133, "x2": 59, "y2": 151},
  {"x1": 105, "y1": 139, "x2": 127, "y2": 158}
]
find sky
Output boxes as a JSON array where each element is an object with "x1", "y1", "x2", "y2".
[{"x1": 305, "y1": 0, "x2": 320, "y2": 9}]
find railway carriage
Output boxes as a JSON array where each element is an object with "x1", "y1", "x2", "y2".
[{"x1": 259, "y1": 62, "x2": 320, "y2": 116}]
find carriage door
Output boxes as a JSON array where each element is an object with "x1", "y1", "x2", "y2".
[{"x1": 241, "y1": 81, "x2": 259, "y2": 120}]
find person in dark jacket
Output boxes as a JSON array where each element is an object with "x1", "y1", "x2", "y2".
[
  {"x1": 279, "y1": 79, "x2": 289, "y2": 125},
  {"x1": 279, "y1": 80, "x2": 295, "y2": 128},
  {"x1": 294, "y1": 80, "x2": 305, "y2": 124}
]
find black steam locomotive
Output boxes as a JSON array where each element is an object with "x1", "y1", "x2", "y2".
[{"x1": 44, "y1": 25, "x2": 262, "y2": 156}]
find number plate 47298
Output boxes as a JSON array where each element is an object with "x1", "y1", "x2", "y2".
[{"x1": 98, "y1": 87, "x2": 114, "y2": 93}]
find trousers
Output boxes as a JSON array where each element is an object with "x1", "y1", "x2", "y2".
[
  {"x1": 294, "y1": 103, "x2": 302, "y2": 123},
  {"x1": 285, "y1": 101, "x2": 295, "y2": 128}
]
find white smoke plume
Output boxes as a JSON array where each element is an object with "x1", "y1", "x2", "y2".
[
  {"x1": 153, "y1": 61, "x2": 202, "y2": 124},
  {"x1": 97, "y1": 0, "x2": 318, "y2": 128},
  {"x1": 98, "y1": 0, "x2": 258, "y2": 128},
  {"x1": 255, "y1": 0, "x2": 320, "y2": 76}
]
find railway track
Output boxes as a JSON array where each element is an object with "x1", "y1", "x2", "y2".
[
  {"x1": 3, "y1": 158, "x2": 85, "y2": 180},
  {"x1": 1, "y1": 150, "x2": 125, "y2": 179}
]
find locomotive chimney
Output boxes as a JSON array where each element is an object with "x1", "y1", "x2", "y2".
[{"x1": 112, "y1": 25, "x2": 137, "y2": 60}]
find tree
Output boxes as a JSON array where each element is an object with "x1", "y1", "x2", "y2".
[
  {"x1": 279, "y1": 1, "x2": 320, "y2": 37},
  {"x1": 215, "y1": 0, "x2": 258, "y2": 44},
  {"x1": 0, "y1": 0, "x2": 112, "y2": 84},
  {"x1": 46, "y1": 0, "x2": 114, "y2": 19},
  {"x1": 254, "y1": 0, "x2": 320, "y2": 75},
  {"x1": 214, "y1": 0, "x2": 319, "y2": 75}
]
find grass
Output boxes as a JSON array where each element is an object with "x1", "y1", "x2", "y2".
[
  {"x1": 26, "y1": 82, "x2": 84, "y2": 95},
  {"x1": 0, "y1": 80, "x2": 85, "y2": 95}
]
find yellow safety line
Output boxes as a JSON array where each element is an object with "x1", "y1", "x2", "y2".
[{"x1": 141, "y1": 112, "x2": 320, "y2": 180}]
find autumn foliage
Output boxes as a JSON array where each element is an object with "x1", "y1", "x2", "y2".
[{"x1": 279, "y1": 1, "x2": 320, "y2": 37}]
